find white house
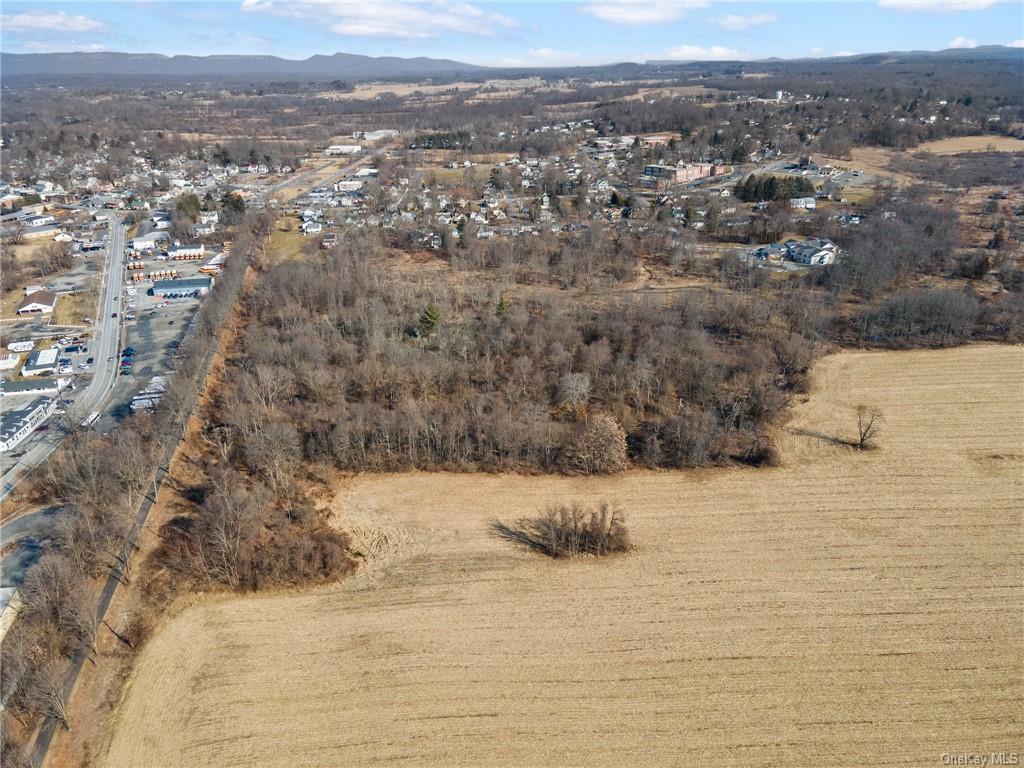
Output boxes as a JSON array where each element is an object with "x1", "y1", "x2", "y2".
[
  {"x1": 301, "y1": 220, "x2": 322, "y2": 235},
  {"x1": 16, "y1": 290, "x2": 57, "y2": 315},
  {"x1": 790, "y1": 197, "x2": 817, "y2": 210},
  {"x1": 785, "y1": 238, "x2": 839, "y2": 266}
]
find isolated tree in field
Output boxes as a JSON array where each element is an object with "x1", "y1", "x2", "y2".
[{"x1": 855, "y1": 405, "x2": 883, "y2": 449}]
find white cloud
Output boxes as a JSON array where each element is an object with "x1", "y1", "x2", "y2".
[
  {"x1": 241, "y1": 0, "x2": 517, "y2": 39},
  {"x1": 808, "y1": 47, "x2": 857, "y2": 58},
  {"x1": 714, "y1": 12, "x2": 777, "y2": 31},
  {"x1": 1, "y1": 10, "x2": 107, "y2": 33},
  {"x1": 659, "y1": 44, "x2": 750, "y2": 61},
  {"x1": 948, "y1": 35, "x2": 979, "y2": 48},
  {"x1": 878, "y1": 0, "x2": 996, "y2": 11},
  {"x1": 495, "y1": 48, "x2": 599, "y2": 67},
  {"x1": 1008, "y1": 39, "x2": 1024, "y2": 47},
  {"x1": 579, "y1": 1, "x2": 708, "y2": 26},
  {"x1": 19, "y1": 41, "x2": 108, "y2": 53}
]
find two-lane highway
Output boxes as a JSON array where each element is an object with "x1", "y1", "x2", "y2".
[{"x1": 0, "y1": 216, "x2": 128, "y2": 502}]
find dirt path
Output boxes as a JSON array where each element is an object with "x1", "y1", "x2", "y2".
[{"x1": 101, "y1": 345, "x2": 1024, "y2": 768}]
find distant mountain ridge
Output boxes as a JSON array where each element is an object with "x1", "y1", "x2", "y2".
[
  {"x1": 0, "y1": 51, "x2": 488, "y2": 80},
  {"x1": 2, "y1": 45, "x2": 1020, "y2": 82}
]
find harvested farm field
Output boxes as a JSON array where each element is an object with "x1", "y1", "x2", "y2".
[
  {"x1": 102, "y1": 345, "x2": 1024, "y2": 768},
  {"x1": 915, "y1": 135, "x2": 1024, "y2": 155}
]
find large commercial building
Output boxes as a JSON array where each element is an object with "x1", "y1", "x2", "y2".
[
  {"x1": 151, "y1": 276, "x2": 214, "y2": 297},
  {"x1": 20, "y1": 347, "x2": 59, "y2": 377},
  {"x1": 0, "y1": 377, "x2": 67, "y2": 397},
  {"x1": 0, "y1": 396, "x2": 56, "y2": 452}
]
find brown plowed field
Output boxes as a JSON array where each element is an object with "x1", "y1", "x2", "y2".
[{"x1": 102, "y1": 345, "x2": 1024, "y2": 767}]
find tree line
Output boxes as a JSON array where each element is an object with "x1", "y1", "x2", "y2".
[
  {"x1": 0, "y1": 213, "x2": 270, "y2": 767},
  {"x1": 734, "y1": 174, "x2": 816, "y2": 202}
]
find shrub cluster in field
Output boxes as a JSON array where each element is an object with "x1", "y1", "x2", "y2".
[{"x1": 492, "y1": 502, "x2": 630, "y2": 558}]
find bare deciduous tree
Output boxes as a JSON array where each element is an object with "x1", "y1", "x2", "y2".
[
  {"x1": 26, "y1": 661, "x2": 70, "y2": 729},
  {"x1": 855, "y1": 405, "x2": 883, "y2": 450},
  {"x1": 565, "y1": 414, "x2": 629, "y2": 474}
]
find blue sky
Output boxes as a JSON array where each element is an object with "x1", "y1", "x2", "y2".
[{"x1": 2, "y1": 1, "x2": 1022, "y2": 64}]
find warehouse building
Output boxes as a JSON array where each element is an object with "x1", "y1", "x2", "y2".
[
  {"x1": 20, "y1": 348, "x2": 59, "y2": 377},
  {"x1": 0, "y1": 377, "x2": 68, "y2": 397},
  {"x1": 150, "y1": 276, "x2": 214, "y2": 297}
]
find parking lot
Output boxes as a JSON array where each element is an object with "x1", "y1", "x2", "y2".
[
  {"x1": 2, "y1": 248, "x2": 216, "y2": 442},
  {"x1": 105, "y1": 253, "x2": 215, "y2": 422}
]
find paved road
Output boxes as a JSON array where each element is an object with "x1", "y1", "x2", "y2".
[
  {"x1": 0, "y1": 216, "x2": 127, "y2": 502},
  {"x1": 0, "y1": 506, "x2": 60, "y2": 588}
]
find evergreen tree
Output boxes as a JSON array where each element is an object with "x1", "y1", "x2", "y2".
[{"x1": 418, "y1": 304, "x2": 442, "y2": 336}]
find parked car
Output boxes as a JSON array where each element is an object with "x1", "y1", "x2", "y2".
[{"x1": 86, "y1": 357, "x2": 94, "y2": 364}]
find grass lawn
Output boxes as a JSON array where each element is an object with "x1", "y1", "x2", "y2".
[
  {"x1": 268, "y1": 225, "x2": 314, "y2": 265},
  {"x1": 52, "y1": 289, "x2": 97, "y2": 326}
]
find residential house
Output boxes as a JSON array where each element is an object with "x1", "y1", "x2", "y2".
[
  {"x1": 785, "y1": 238, "x2": 839, "y2": 266},
  {"x1": 16, "y1": 291, "x2": 57, "y2": 315}
]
